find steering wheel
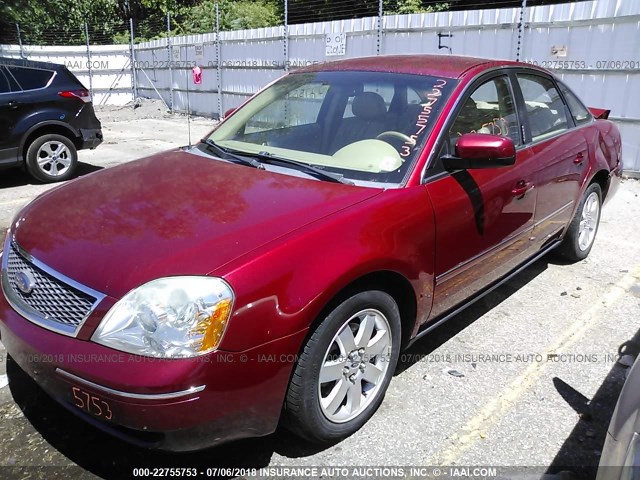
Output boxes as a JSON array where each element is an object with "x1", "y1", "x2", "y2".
[{"x1": 376, "y1": 131, "x2": 416, "y2": 145}]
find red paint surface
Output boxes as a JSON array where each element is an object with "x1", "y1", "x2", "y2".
[{"x1": 0, "y1": 56, "x2": 623, "y2": 450}]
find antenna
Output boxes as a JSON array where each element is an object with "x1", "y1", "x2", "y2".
[{"x1": 186, "y1": 62, "x2": 192, "y2": 147}]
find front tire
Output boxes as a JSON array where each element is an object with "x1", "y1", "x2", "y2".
[
  {"x1": 25, "y1": 134, "x2": 78, "y2": 183},
  {"x1": 284, "y1": 291, "x2": 401, "y2": 443},
  {"x1": 556, "y1": 183, "x2": 602, "y2": 262}
]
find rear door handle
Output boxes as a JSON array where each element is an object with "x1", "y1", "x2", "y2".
[
  {"x1": 512, "y1": 181, "x2": 534, "y2": 198},
  {"x1": 7, "y1": 101, "x2": 20, "y2": 109},
  {"x1": 574, "y1": 151, "x2": 585, "y2": 165}
]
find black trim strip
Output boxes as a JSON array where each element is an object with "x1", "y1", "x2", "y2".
[{"x1": 407, "y1": 239, "x2": 561, "y2": 348}]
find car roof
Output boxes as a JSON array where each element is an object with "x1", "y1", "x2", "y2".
[
  {"x1": 0, "y1": 56, "x2": 66, "y2": 72},
  {"x1": 293, "y1": 54, "x2": 535, "y2": 80}
]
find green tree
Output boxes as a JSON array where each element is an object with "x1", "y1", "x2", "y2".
[
  {"x1": 386, "y1": 0, "x2": 450, "y2": 14},
  {"x1": 178, "y1": 0, "x2": 281, "y2": 33},
  {"x1": 2, "y1": 0, "x2": 124, "y2": 45}
]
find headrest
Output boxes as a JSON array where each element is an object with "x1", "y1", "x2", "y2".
[
  {"x1": 352, "y1": 92, "x2": 387, "y2": 121},
  {"x1": 460, "y1": 99, "x2": 479, "y2": 115}
]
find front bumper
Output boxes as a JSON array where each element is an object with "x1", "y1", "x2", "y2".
[
  {"x1": 0, "y1": 293, "x2": 305, "y2": 451},
  {"x1": 79, "y1": 128, "x2": 103, "y2": 150}
]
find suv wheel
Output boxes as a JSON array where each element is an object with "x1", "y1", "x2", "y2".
[
  {"x1": 26, "y1": 134, "x2": 78, "y2": 183},
  {"x1": 284, "y1": 291, "x2": 401, "y2": 443}
]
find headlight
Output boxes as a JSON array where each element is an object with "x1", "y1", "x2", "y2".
[{"x1": 92, "y1": 277, "x2": 234, "y2": 358}]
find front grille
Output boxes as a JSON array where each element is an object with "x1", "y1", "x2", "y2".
[{"x1": 2, "y1": 242, "x2": 97, "y2": 333}]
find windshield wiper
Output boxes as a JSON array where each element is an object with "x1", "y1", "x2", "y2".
[
  {"x1": 241, "y1": 150, "x2": 353, "y2": 185},
  {"x1": 202, "y1": 140, "x2": 352, "y2": 185},
  {"x1": 201, "y1": 139, "x2": 265, "y2": 169}
]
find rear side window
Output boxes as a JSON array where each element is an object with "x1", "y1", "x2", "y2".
[
  {"x1": 0, "y1": 68, "x2": 10, "y2": 94},
  {"x1": 6, "y1": 66, "x2": 55, "y2": 91},
  {"x1": 517, "y1": 74, "x2": 569, "y2": 142},
  {"x1": 558, "y1": 83, "x2": 592, "y2": 126}
]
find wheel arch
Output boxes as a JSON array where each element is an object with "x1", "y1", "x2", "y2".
[
  {"x1": 280, "y1": 268, "x2": 418, "y2": 431},
  {"x1": 20, "y1": 122, "x2": 80, "y2": 161},
  {"x1": 304, "y1": 270, "x2": 418, "y2": 352},
  {"x1": 589, "y1": 169, "x2": 610, "y2": 201}
]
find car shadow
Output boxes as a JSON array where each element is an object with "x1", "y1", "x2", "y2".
[
  {"x1": 0, "y1": 163, "x2": 103, "y2": 189},
  {"x1": 395, "y1": 256, "x2": 550, "y2": 375},
  {"x1": 545, "y1": 333, "x2": 640, "y2": 479}
]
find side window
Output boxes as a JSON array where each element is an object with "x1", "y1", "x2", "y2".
[
  {"x1": 449, "y1": 76, "x2": 520, "y2": 149},
  {"x1": 407, "y1": 87, "x2": 421, "y2": 105},
  {"x1": 517, "y1": 74, "x2": 569, "y2": 142},
  {"x1": 0, "y1": 68, "x2": 10, "y2": 94},
  {"x1": 558, "y1": 82, "x2": 592, "y2": 126},
  {"x1": 6, "y1": 66, "x2": 54, "y2": 91}
]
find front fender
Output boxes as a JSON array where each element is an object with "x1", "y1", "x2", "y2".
[{"x1": 216, "y1": 186, "x2": 436, "y2": 352}]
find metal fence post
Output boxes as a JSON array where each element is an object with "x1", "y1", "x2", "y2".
[
  {"x1": 167, "y1": 13, "x2": 173, "y2": 112},
  {"x1": 129, "y1": 17, "x2": 138, "y2": 100},
  {"x1": 516, "y1": 0, "x2": 528, "y2": 61},
  {"x1": 377, "y1": 0, "x2": 383, "y2": 55},
  {"x1": 15, "y1": 23, "x2": 24, "y2": 58},
  {"x1": 283, "y1": 0, "x2": 289, "y2": 71},
  {"x1": 215, "y1": 3, "x2": 223, "y2": 119},
  {"x1": 84, "y1": 23, "x2": 94, "y2": 99}
]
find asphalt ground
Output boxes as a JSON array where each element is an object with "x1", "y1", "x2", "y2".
[{"x1": 0, "y1": 113, "x2": 639, "y2": 480}]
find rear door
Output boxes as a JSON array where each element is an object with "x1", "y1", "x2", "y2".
[
  {"x1": 6, "y1": 65, "x2": 59, "y2": 113},
  {"x1": 4, "y1": 65, "x2": 62, "y2": 136},
  {"x1": 426, "y1": 73, "x2": 538, "y2": 319},
  {"x1": 0, "y1": 66, "x2": 23, "y2": 164},
  {"x1": 513, "y1": 73, "x2": 587, "y2": 246}
]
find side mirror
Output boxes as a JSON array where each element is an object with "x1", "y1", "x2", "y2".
[
  {"x1": 223, "y1": 107, "x2": 236, "y2": 119},
  {"x1": 442, "y1": 133, "x2": 516, "y2": 170}
]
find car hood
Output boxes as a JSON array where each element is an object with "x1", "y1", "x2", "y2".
[{"x1": 11, "y1": 150, "x2": 381, "y2": 298}]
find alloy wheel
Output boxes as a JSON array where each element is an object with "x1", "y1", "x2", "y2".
[
  {"x1": 36, "y1": 141, "x2": 72, "y2": 177},
  {"x1": 318, "y1": 308, "x2": 392, "y2": 423},
  {"x1": 578, "y1": 191, "x2": 600, "y2": 251}
]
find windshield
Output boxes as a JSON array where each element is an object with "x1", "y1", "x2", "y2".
[{"x1": 208, "y1": 71, "x2": 456, "y2": 185}]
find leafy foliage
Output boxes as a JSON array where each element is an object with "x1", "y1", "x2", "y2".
[
  {"x1": 176, "y1": 0, "x2": 281, "y2": 34},
  {"x1": 1, "y1": 0, "x2": 125, "y2": 44},
  {"x1": 0, "y1": 0, "x2": 448, "y2": 45},
  {"x1": 390, "y1": 0, "x2": 450, "y2": 14}
]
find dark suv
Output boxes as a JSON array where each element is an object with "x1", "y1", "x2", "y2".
[{"x1": 0, "y1": 57, "x2": 103, "y2": 183}]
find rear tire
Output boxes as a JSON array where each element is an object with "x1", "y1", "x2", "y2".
[
  {"x1": 25, "y1": 134, "x2": 78, "y2": 183},
  {"x1": 556, "y1": 183, "x2": 602, "y2": 262},
  {"x1": 284, "y1": 290, "x2": 401, "y2": 443}
]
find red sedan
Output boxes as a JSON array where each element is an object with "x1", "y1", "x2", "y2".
[{"x1": 0, "y1": 55, "x2": 622, "y2": 450}]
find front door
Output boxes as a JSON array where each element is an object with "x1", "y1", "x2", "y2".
[{"x1": 426, "y1": 74, "x2": 538, "y2": 319}]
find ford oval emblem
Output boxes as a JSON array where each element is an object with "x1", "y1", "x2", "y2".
[{"x1": 14, "y1": 271, "x2": 36, "y2": 295}]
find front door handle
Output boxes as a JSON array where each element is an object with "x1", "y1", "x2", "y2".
[{"x1": 512, "y1": 181, "x2": 534, "y2": 198}]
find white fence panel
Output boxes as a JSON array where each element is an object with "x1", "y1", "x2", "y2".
[
  {"x1": 1, "y1": 0, "x2": 638, "y2": 171},
  {"x1": 0, "y1": 43, "x2": 133, "y2": 106}
]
